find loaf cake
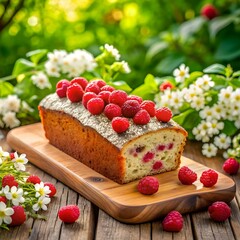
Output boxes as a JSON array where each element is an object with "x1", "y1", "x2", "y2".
[{"x1": 39, "y1": 78, "x2": 188, "y2": 184}]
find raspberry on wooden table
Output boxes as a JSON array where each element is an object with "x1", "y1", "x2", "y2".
[
  {"x1": 66, "y1": 83, "x2": 84, "y2": 102},
  {"x1": 44, "y1": 182, "x2": 57, "y2": 197},
  {"x1": 87, "y1": 97, "x2": 105, "y2": 115},
  {"x1": 178, "y1": 166, "x2": 197, "y2": 185},
  {"x1": 155, "y1": 107, "x2": 172, "y2": 122},
  {"x1": 133, "y1": 109, "x2": 150, "y2": 125},
  {"x1": 58, "y1": 205, "x2": 80, "y2": 223},
  {"x1": 70, "y1": 77, "x2": 88, "y2": 90},
  {"x1": 223, "y1": 158, "x2": 239, "y2": 175},
  {"x1": 104, "y1": 103, "x2": 122, "y2": 120},
  {"x1": 26, "y1": 175, "x2": 41, "y2": 184},
  {"x1": 2, "y1": 174, "x2": 18, "y2": 188},
  {"x1": 162, "y1": 210, "x2": 183, "y2": 232},
  {"x1": 137, "y1": 176, "x2": 159, "y2": 195},
  {"x1": 200, "y1": 169, "x2": 218, "y2": 187},
  {"x1": 111, "y1": 117, "x2": 130, "y2": 133},
  {"x1": 121, "y1": 100, "x2": 141, "y2": 118},
  {"x1": 109, "y1": 90, "x2": 128, "y2": 107},
  {"x1": 9, "y1": 206, "x2": 26, "y2": 226},
  {"x1": 140, "y1": 100, "x2": 156, "y2": 117},
  {"x1": 208, "y1": 201, "x2": 231, "y2": 222}
]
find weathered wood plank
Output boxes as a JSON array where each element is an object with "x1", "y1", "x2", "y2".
[{"x1": 95, "y1": 209, "x2": 151, "y2": 240}]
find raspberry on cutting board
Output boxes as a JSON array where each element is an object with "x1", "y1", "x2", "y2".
[
  {"x1": 137, "y1": 176, "x2": 159, "y2": 195},
  {"x1": 178, "y1": 166, "x2": 197, "y2": 185}
]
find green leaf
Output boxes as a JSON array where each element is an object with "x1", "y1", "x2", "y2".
[
  {"x1": 0, "y1": 81, "x2": 14, "y2": 97},
  {"x1": 211, "y1": 75, "x2": 227, "y2": 90},
  {"x1": 26, "y1": 49, "x2": 48, "y2": 64},
  {"x1": 172, "y1": 109, "x2": 195, "y2": 126},
  {"x1": 146, "y1": 41, "x2": 168, "y2": 61},
  {"x1": 230, "y1": 79, "x2": 240, "y2": 88},
  {"x1": 12, "y1": 58, "x2": 35, "y2": 76},
  {"x1": 203, "y1": 64, "x2": 225, "y2": 75},
  {"x1": 110, "y1": 81, "x2": 132, "y2": 92},
  {"x1": 222, "y1": 120, "x2": 238, "y2": 136},
  {"x1": 232, "y1": 71, "x2": 240, "y2": 78}
]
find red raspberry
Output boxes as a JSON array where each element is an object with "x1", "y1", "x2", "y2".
[
  {"x1": 162, "y1": 211, "x2": 183, "y2": 232},
  {"x1": 98, "y1": 91, "x2": 111, "y2": 104},
  {"x1": 201, "y1": 4, "x2": 218, "y2": 20},
  {"x1": 101, "y1": 85, "x2": 115, "y2": 92},
  {"x1": 56, "y1": 80, "x2": 70, "y2": 98},
  {"x1": 104, "y1": 103, "x2": 122, "y2": 120},
  {"x1": 26, "y1": 175, "x2": 41, "y2": 184},
  {"x1": 70, "y1": 77, "x2": 88, "y2": 90},
  {"x1": 58, "y1": 205, "x2": 80, "y2": 223},
  {"x1": 155, "y1": 107, "x2": 172, "y2": 122},
  {"x1": 121, "y1": 100, "x2": 141, "y2": 118},
  {"x1": 178, "y1": 166, "x2": 197, "y2": 185},
  {"x1": 109, "y1": 90, "x2": 128, "y2": 107},
  {"x1": 67, "y1": 83, "x2": 84, "y2": 102},
  {"x1": 127, "y1": 95, "x2": 143, "y2": 104},
  {"x1": 143, "y1": 151, "x2": 155, "y2": 163},
  {"x1": 9, "y1": 206, "x2": 26, "y2": 226},
  {"x1": 91, "y1": 79, "x2": 106, "y2": 88},
  {"x1": 208, "y1": 201, "x2": 231, "y2": 222},
  {"x1": 87, "y1": 97, "x2": 105, "y2": 115},
  {"x1": 0, "y1": 196, "x2": 7, "y2": 204},
  {"x1": 82, "y1": 92, "x2": 97, "y2": 108},
  {"x1": 2, "y1": 174, "x2": 18, "y2": 188},
  {"x1": 9, "y1": 152, "x2": 15, "y2": 159},
  {"x1": 159, "y1": 81, "x2": 174, "y2": 91},
  {"x1": 223, "y1": 158, "x2": 239, "y2": 175},
  {"x1": 200, "y1": 169, "x2": 218, "y2": 187},
  {"x1": 111, "y1": 117, "x2": 130, "y2": 133},
  {"x1": 44, "y1": 182, "x2": 57, "y2": 197},
  {"x1": 133, "y1": 109, "x2": 150, "y2": 125},
  {"x1": 137, "y1": 176, "x2": 159, "y2": 195},
  {"x1": 85, "y1": 81, "x2": 101, "y2": 94},
  {"x1": 140, "y1": 100, "x2": 156, "y2": 117}
]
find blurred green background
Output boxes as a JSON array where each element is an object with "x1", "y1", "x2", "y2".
[{"x1": 1, "y1": 0, "x2": 240, "y2": 88}]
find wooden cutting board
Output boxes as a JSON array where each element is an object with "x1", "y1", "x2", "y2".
[{"x1": 6, "y1": 123, "x2": 236, "y2": 224}]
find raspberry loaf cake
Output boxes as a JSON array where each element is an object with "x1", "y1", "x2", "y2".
[{"x1": 39, "y1": 78, "x2": 188, "y2": 184}]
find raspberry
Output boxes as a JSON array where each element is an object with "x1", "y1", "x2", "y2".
[
  {"x1": 155, "y1": 107, "x2": 172, "y2": 122},
  {"x1": 143, "y1": 152, "x2": 155, "y2": 163},
  {"x1": 127, "y1": 95, "x2": 143, "y2": 104},
  {"x1": 104, "y1": 103, "x2": 122, "y2": 120},
  {"x1": 111, "y1": 117, "x2": 130, "y2": 133},
  {"x1": 58, "y1": 205, "x2": 80, "y2": 223},
  {"x1": 87, "y1": 97, "x2": 105, "y2": 115},
  {"x1": 162, "y1": 211, "x2": 183, "y2": 232},
  {"x1": 91, "y1": 79, "x2": 106, "y2": 88},
  {"x1": 2, "y1": 174, "x2": 18, "y2": 188},
  {"x1": 140, "y1": 100, "x2": 156, "y2": 117},
  {"x1": 98, "y1": 91, "x2": 111, "y2": 104},
  {"x1": 9, "y1": 152, "x2": 15, "y2": 159},
  {"x1": 159, "y1": 81, "x2": 174, "y2": 91},
  {"x1": 66, "y1": 83, "x2": 84, "y2": 103},
  {"x1": 137, "y1": 176, "x2": 159, "y2": 195},
  {"x1": 201, "y1": 4, "x2": 218, "y2": 20},
  {"x1": 178, "y1": 166, "x2": 197, "y2": 185},
  {"x1": 152, "y1": 161, "x2": 163, "y2": 170},
  {"x1": 0, "y1": 196, "x2": 7, "y2": 204},
  {"x1": 109, "y1": 90, "x2": 128, "y2": 107},
  {"x1": 9, "y1": 206, "x2": 26, "y2": 226},
  {"x1": 26, "y1": 175, "x2": 41, "y2": 184},
  {"x1": 101, "y1": 85, "x2": 115, "y2": 92},
  {"x1": 133, "y1": 109, "x2": 150, "y2": 125},
  {"x1": 208, "y1": 201, "x2": 231, "y2": 222},
  {"x1": 70, "y1": 77, "x2": 88, "y2": 90},
  {"x1": 200, "y1": 169, "x2": 218, "y2": 187},
  {"x1": 85, "y1": 81, "x2": 101, "y2": 94},
  {"x1": 121, "y1": 100, "x2": 141, "y2": 118},
  {"x1": 56, "y1": 80, "x2": 70, "y2": 98},
  {"x1": 82, "y1": 92, "x2": 97, "y2": 108},
  {"x1": 223, "y1": 158, "x2": 239, "y2": 175},
  {"x1": 44, "y1": 182, "x2": 57, "y2": 197}
]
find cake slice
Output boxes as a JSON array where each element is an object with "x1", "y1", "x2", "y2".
[{"x1": 39, "y1": 89, "x2": 187, "y2": 184}]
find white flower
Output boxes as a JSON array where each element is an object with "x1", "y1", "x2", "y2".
[
  {"x1": 218, "y1": 86, "x2": 233, "y2": 104},
  {"x1": 120, "y1": 61, "x2": 131, "y2": 73},
  {"x1": 195, "y1": 74, "x2": 214, "y2": 91},
  {"x1": 190, "y1": 95, "x2": 205, "y2": 110},
  {"x1": 5, "y1": 186, "x2": 25, "y2": 206},
  {"x1": 196, "y1": 120, "x2": 212, "y2": 137},
  {"x1": 199, "y1": 106, "x2": 216, "y2": 121},
  {"x1": 0, "y1": 202, "x2": 14, "y2": 225},
  {"x1": 214, "y1": 133, "x2": 231, "y2": 149},
  {"x1": 12, "y1": 152, "x2": 28, "y2": 171},
  {"x1": 5, "y1": 95, "x2": 21, "y2": 112},
  {"x1": 2, "y1": 111, "x2": 20, "y2": 128},
  {"x1": 35, "y1": 182, "x2": 51, "y2": 197},
  {"x1": 235, "y1": 119, "x2": 240, "y2": 128},
  {"x1": 47, "y1": 50, "x2": 67, "y2": 65},
  {"x1": 104, "y1": 44, "x2": 120, "y2": 60},
  {"x1": 173, "y1": 64, "x2": 190, "y2": 83},
  {"x1": 0, "y1": 146, "x2": 9, "y2": 164},
  {"x1": 207, "y1": 119, "x2": 224, "y2": 136},
  {"x1": 45, "y1": 61, "x2": 61, "y2": 77},
  {"x1": 169, "y1": 90, "x2": 184, "y2": 109},
  {"x1": 211, "y1": 104, "x2": 224, "y2": 120},
  {"x1": 31, "y1": 72, "x2": 51, "y2": 89},
  {"x1": 183, "y1": 84, "x2": 203, "y2": 103},
  {"x1": 32, "y1": 196, "x2": 51, "y2": 211},
  {"x1": 202, "y1": 143, "x2": 218, "y2": 157},
  {"x1": 231, "y1": 88, "x2": 240, "y2": 106}
]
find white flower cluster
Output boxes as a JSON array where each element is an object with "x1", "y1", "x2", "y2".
[
  {"x1": 155, "y1": 64, "x2": 240, "y2": 158},
  {"x1": 44, "y1": 49, "x2": 97, "y2": 79}
]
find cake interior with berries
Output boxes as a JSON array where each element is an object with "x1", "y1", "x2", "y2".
[{"x1": 39, "y1": 78, "x2": 188, "y2": 184}]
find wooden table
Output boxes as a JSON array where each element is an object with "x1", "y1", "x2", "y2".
[{"x1": 0, "y1": 128, "x2": 240, "y2": 240}]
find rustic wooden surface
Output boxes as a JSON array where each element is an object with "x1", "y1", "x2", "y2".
[
  {"x1": 0, "y1": 127, "x2": 240, "y2": 240},
  {"x1": 6, "y1": 123, "x2": 236, "y2": 224}
]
